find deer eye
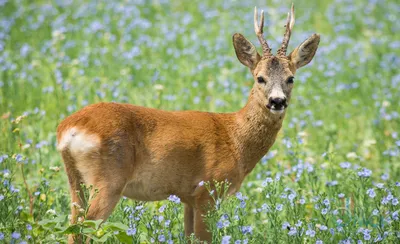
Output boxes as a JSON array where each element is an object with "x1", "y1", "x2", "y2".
[
  {"x1": 257, "y1": 77, "x2": 266, "y2": 84},
  {"x1": 287, "y1": 76, "x2": 294, "y2": 84}
]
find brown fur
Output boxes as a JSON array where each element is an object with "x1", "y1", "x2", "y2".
[{"x1": 57, "y1": 6, "x2": 320, "y2": 243}]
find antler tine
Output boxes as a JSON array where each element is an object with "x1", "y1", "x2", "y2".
[
  {"x1": 254, "y1": 7, "x2": 271, "y2": 57},
  {"x1": 277, "y1": 3, "x2": 295, "y2": 57}
]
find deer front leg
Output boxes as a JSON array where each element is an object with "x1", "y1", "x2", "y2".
[
  {"x1": 184, "y1": 203, "x2": 194, "y2": 237},
  {"x1": 194, "y1": 197, "x2": 213, "y2": 243}
]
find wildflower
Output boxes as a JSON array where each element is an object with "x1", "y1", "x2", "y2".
[
  {"x1": 276, "y1": 204, "x2": 283, "y2": 211},
  {"x1": 126, "y1": 228, "x2": 136, "y2": 236},
  {"x1": 11, "y1": 232, "x2": 21, "y2": 239},
  {"x1": 222, "y1": 235, "x2": 231, "y2": 244},
  {"x1": 306, "y1": 229, "x2": 316, "y2": 237},
  {"x1": 375, "y1": 183, "x2": 384, "y2": 189},
  {"x1": 288, "y1": 227, "x2": 297, "y2": 236},
  {"x1": 46, "y1": 209, "x2": 56, "y2": 215},
  {"x1": 337, "y1": 219, "x2": 343, "y2": 224},
  {"x1": 0, "y1": 233, "x2": 3, "y2": 240},
  {"x1": 316, "y1": 240, "x2": 323, "y2": 244},
  {"x1": 321, "y1": 208, "x2": 328, "y2": 215},
  {"x1": 323, "y1": 199, "x2": 330, "y2": 206},
  {"x1": 0, "y1": 154, "x2": 8, "y2": 163},
  {"x1": 364, "y1": 233, "x2": 371, "y2": 241},
  {"x1": 346, "y1": 152, "x2": 358, "y2": 159},
  {"x1": 159, "y1": 205, "x2": 166, "y2": 213},
  {"x1": 282, "y1": 222, "x2": 290, "y2": 230},
  {"x1": 358, "y1": 168, "x2": 372, "y2": 177},
  {"x1": 288, "y1": 193, "x2": 296, "y2": 201},
  {"x1": 158, "y1": 234, "x2": 165, "y2": 242},
  {"x1": 236, "y1": 192, "x2": 245, "y2": 201},
  {"x1": 241, "y1": 226, "x2": 252, "y2": 234},
  {"x1": 339, "y1": 162, "x2": 351, "y2": 169},
  {"x1": 381, "y1": 173, "x2": 389, "y2": 181},
  {"x1": 0, "y1": 195, "x2": 4, "y2": 201},
  {"x1": 392, "y1": 211, "x2": 399, "y2": 220},
  {"x1": 320, "y1": 225, "x2": 328, "y2": 231},
  {"x1": 367, "y1": 188, "x2": 376, "y2": 198},
  {"x1": 26, "y1": 224, "x2": 32, "y2": 231},
  {"x1": 299, "y1": 198, "x2": 306, "y2": 204},
  {"x1": 372, "y1": 209, "x2": 379, "y2": 216},
  {"x1": 332, "y1": 209, "x2": 339, "y2": 215},
  {"x1": 168, "y1": 195, "x2": 180, "y2": 204},
  {"x1": 235, "y1": 241, "x2": 241, "y2": 244},
  {"x1": 198, "y1": 181, "x2": 204, "y2": 186}
]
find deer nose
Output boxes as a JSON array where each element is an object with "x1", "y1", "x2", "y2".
[{"x1": 269, "y1": 97, "x2": 287, "y2": 109}]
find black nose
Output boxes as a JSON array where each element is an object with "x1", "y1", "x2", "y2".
[{"x1": 269, "y1": 97, "x2": 287, "y2": 109}]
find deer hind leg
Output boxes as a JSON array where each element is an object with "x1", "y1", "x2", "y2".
[
  {"x1": 71, "y1": 154, "x2": 128, "y2": 243},
  {"x1": 184, "y1": 203, "x2": 195, "y2": 237},
  {"x1": 61, "y1": 150, "x2": 85, "y2": 244}
]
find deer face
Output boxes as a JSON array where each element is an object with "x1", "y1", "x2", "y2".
[{"x1": 233, "y1": 5, "x2": 320, "y2": 115}]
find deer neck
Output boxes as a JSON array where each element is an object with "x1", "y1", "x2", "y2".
[{"x1": 233, "y1": 87, "x2": 285, "y2": 174}]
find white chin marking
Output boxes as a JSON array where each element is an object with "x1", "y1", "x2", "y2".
[{"x1": 270, "y1": 108, "x2": 285, "y2": 115}]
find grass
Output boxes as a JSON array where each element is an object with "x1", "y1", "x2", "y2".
[{"x1": 0, "y1": 0, "x2": 399, "y2": 243}]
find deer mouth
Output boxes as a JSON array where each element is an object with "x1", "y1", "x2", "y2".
[
  {"x1": 267, "y1": 104, "x2": 286, "y2": 114},
  {"x1": 269, "y1": 107, "x2": 285, "y2": 114}
]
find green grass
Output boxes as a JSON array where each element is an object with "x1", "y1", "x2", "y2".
[{"x1": 0, "y1": 0, "x2": 399, "y2": 243}]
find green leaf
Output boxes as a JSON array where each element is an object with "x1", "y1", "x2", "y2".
[
  {"x1": 83, "y1": 219, "x2": 103, "y2": 230},
  {"x1": 59, "y1": 224, "x2": 81, "y2": 234},
  {"x1": 102, "y1": 222, "x2": 129, "y2": 231}
]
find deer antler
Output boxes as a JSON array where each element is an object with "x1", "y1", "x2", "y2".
[
  {"x1": 254, "y1": 7, "x2": 271, "y2": 57},
  {"x1": 277, "y1": 3, "x2": 295, "y2": 57}
]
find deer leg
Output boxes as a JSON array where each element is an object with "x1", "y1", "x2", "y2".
[
  {"x1": 184, "y1": 203, "x2": 194, "y2": 237},
  {"x1": 194, "y1": 198, "x2": 212, "y2": 243},
  {"x1": 62, "y1": 151, "x2": 85, "y2": 244}
]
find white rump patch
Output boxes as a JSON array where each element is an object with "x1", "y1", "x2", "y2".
[{"x1": 57, "y1": 127, "x2": 100, "y2": 157}]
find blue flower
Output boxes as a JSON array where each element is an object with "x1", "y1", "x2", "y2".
[
  {"x1": 316, "y1": 240, "x2": 323, "y2": 244},
  {"x1": 11, "y1": 232, "x2": 21, "y2": 239},
  {"x1": 276, "y1": 204, "x2": 283, "y2": 211},
  {"x1": 319, "y1": 225, "x2": 328, "y2": 230},
  {"x1": 0, "y1": 195, "x2": 4, "y2": 201},
  {"x1": 222, "y1": 235, "x2": 231, "y2": 244},
  {"x1": 339, "y1": 162, "x2": 351, "y2": 169},
  {"x1": 392, "y1": 198, "x2": 399, "y2": 206},
  {"x1": 366, "y1": 188, "x2": 376, "y2": 198},
  {"x1": 0, "y1": 233, "x2": 4, "y2": 240},
  {"x1": 299, "y1": 198, "x2": 306, "y2": 204},
  {"x1": 158, "y1": 234, "x2": 165, "y2": 242},
  {"x1": 168, "y1": 195, "x2": 180, "y2": 204},
  {"x1": 321, "y1": 208, "x2": 328, "y2": 215},
  {"x1": 372, "y1": 209, "x2": 379, "y2": 215},
  {"x1": 288, "y1": 227, "x2": 297, "y2": 236},
  {"x1": 306, "y1": 229, "x2": 316, "y2": 237},
  {"x1": 358, "y1": 168, "x2": 372, "y2": 177},
  {"x1": 126, "y1": 228, "x2": 136, "y2": 236},
  {"x1": 241, "y1": 226, "x2": 252, "y2": 235},
  {"x1": 282, "y1": 222, "x2": 290, "y2": 230}
]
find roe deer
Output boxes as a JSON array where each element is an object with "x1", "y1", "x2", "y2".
[{"x1": 57, "y1": 4, "x2": 320, "y2": 243}]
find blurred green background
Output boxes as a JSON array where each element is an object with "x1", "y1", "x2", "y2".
[{"x1": 0, "y1": 0, "x2": 399, "y2": 242}]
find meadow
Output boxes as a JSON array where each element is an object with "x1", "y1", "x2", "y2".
[{"x1": 0, "y1": 0, "x2": 399, "y2": 243}]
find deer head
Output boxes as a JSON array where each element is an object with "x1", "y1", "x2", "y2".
[{"x1": 233, "y1": 4, "x2": 320, "y2": 115}]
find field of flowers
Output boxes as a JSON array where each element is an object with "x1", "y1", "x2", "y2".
[{"x1": 0, "y1": 0, "x2": 399, "y2": 243}]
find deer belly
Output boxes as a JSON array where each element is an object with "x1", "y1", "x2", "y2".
[{"x1": 122, "y1": 179, "x2": 170, "y2": 201}]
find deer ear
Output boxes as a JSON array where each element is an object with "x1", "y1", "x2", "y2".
[
  {"x1": 233, "y1": 33, "x2": 261, "y2": 70},
  {"x1": 288, "y1": 34, "x2": 320, "y2": 69}
]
